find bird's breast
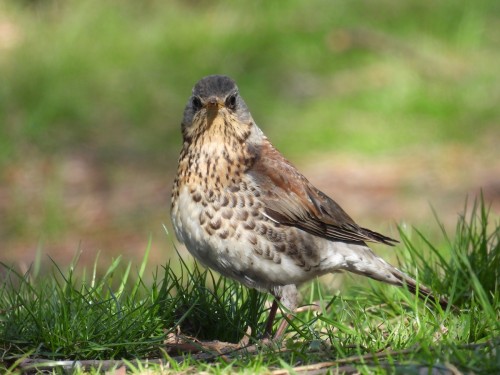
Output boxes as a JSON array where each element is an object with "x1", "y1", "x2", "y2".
[
  {"x1": 171, "y1": 181, "x2": 334, "y2": 290},
  {"x1": 174, "y1": 136, "x2": 258, "y2": 193}
]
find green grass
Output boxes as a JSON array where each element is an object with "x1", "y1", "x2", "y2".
[{"x1": 0, "y1": 196, "x2": 498, "y2": 374}]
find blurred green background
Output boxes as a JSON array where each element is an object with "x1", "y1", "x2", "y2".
[{"x1": 1, "y1": 0, "x2": 498, "y2": 269}]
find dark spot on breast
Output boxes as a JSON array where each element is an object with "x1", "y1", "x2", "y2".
[
  {"x1": 300, "y1": 237, "x2": 318, "y2": 260},
  {"x1": 192, "y1": 192, "x2": 202, "y2": 202},
  {"x1": 219, "y1": 230, "x2": 229, "y2": 239},
  {"x1": 247, "y1": 195, "x2": 254, "y2": 206},
  {"x1": 237, "y1": 210, "x2": 249, "y2": 221},
  {"x1": 229, "y1": 195, "x2": 237, "y2": 207},
  {"x1": 257, "y1": 224, "x2": 267, "y2": 235},
  {"x1": 237, "y1": 196, "x2": 245, "y2": 208},
  {"x1": 199, "y1": 213, "x2": 207, "y2": 225},
  {"x1": 223, "y1": 149, "x2": 232, "y2": 163},
  {"x1": 274, "y1": 243, "x2": 286, "y2": 253},
  {"x1": 221, "y1": 195, "x2": 229, "y2": 207},
  {"x1": 251, "y1": 209, "x2": 260, "y2": 217},
  {"x1": 266, "y1": 228, "x2": 282, "y2": 242},
  {"x1": 286, "y1": 242, "x2": 298, "y2": 256},
  {"x1": 295, "y1": 257, "x2": 305, "y2": 267},
  {"x1": 243, "y1": 220, "x2": 256, "y2": 230},
  {"x1": 209, "y1": 218, "x2": 222, "y2": 230},
  {"x1": 207, "y1": 189, "x2": 215, "y2": 201},
  {"x1": 248, "y1": 235, "x2": 258, "y2": 245},
  {"x1": 264, "y1": 246, "x2": 271, "y2": 259},
  {"x1": 222, "y1": 209, "x2": 233, "y2": 220}
]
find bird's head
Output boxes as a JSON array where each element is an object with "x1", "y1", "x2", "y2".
[{"x1": 181, "y1": 75, "x2": 255, "y2": 143}]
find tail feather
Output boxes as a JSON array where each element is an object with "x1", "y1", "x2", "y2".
[
  {"x1": 343, "y1": 245, "x2": 449, "y2": 309},
  {"x1": 387, "y1": 268, "x2": 449, "y2": 309}
]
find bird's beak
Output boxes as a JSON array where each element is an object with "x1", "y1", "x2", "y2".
[
  {"x1": 204, "y1": 96, "x2": 224, "y2": 110},
  {"x1": 204, "y1": 96, "x2": 224, "y2": 125}
]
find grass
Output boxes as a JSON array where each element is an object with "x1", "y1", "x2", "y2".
[{"x1": 0, "y1": 196, "x2": 498, "y2": 374}]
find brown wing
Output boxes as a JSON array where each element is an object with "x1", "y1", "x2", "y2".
[{"x1": 247, "y1": 139, "x2": 398, "y2": 246}]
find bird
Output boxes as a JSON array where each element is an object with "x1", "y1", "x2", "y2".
[{"x1": 170, "y1": 74, "x2": 448, "y2": 339}]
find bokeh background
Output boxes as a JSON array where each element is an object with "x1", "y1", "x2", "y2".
[{"x1": 1, "y1": 0, "x2": 499, "y2": 272}]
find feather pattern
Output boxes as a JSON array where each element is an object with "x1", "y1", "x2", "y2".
[{"x1": 248, "y1": 139, "x2": 398, "y2": 246}]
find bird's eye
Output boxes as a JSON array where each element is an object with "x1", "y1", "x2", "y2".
[
  {"x1": 225, "y1": 94, "x2": 237, "y2": 110},
  {"x1": 192, "y1": 96, "x2": 202, "y2": 111}
]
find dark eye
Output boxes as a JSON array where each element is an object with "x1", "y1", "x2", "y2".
[
  {"x1": 225, "y1": 94, "x2": 237, "y2": 110},
  {"x1": 192, "y1": 96, "x2": 202, "y2": 111}
]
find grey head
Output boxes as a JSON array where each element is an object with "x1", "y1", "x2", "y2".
[
  {"x1": 192, "y1": 75, "x2": 238, "y2": 101},
  {"x1": 181, "y1": 75, "x2": 252, "y2": 140}
]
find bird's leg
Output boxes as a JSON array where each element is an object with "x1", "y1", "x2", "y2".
[
  {"x1": 263, "y1": 299, "x2": 279, "y2": 338},
  {"x1": 273, "y1": 312, "x2": 292, "y2": 340},
  {"x1": 264, "y1": 285, "x2": 298, "y2": 340}
]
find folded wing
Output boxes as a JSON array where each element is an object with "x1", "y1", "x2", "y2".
[{"x1": 247, "y1": 139, "x2": 398, "y2": 246}]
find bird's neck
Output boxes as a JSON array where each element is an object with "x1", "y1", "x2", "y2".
[{"x1": 175, "y1": 133, "x2": 259, "y2": 191}]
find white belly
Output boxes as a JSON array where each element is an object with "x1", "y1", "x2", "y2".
[{"x1": 171, "y1": 186, "x2": 319, "y2": 290}]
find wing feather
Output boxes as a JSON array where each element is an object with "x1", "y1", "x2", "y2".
[{"x1": 247, "y1": 139, "x2": 398, "y2": 246}]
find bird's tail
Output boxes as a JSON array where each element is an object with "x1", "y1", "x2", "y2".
[{"x1": 343, "y1": 245, "x2": 449, "y2": 309}]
